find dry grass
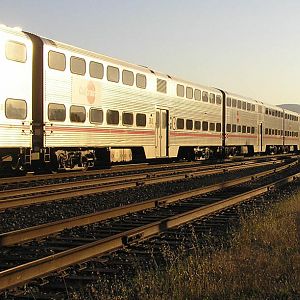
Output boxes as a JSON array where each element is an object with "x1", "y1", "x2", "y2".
[{"x1": 75, "y1": 186, "x2": 300, "y2": 299}]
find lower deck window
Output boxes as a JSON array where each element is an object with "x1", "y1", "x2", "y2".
[
  {"x1": 107, "y1": 110, "x2": 119, "y2": 125},
  {"x1": 177, "y1": 118, "x2": 184, "y2": 129},
  {"x1": 202, "y1": 121, "x2": 208, "y2": 131},
  {"x1": 122, "y1": 112, "x2": 133, "y2": 125},
  {"x1": 5, "y1": 98, "x2": 27, "y2": 120},
  {"x1": 70, "y1": 105, "x2": 86, "y2": 123},
  {"x1": 48, "y1": 103, "x2": 66, "y2": 121},
  {"x1": 90, "y1": 108, "x2": 103, "y2": 124},
  {"x1": 136, "y1": 113, "x2": 146, "y2": 127}
]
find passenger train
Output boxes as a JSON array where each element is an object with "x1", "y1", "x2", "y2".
[{"x1": 0, "y1": 25, "x2": 299, "y2": 172}]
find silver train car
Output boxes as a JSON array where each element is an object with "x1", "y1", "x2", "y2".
[{"x1": 0, "y1": 25, "x2": 299, "y2": 172}]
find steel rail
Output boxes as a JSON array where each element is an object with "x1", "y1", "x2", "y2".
[
  {"x1": 0, "y1": 168, "x2": 299, "y2": 291},
  {"x1": 0, "y1": 152, "x2": 295, "y2": 186},
  {"x1": 0, "y1": 160, "x2": 280, "y2": 211},
  {"x1": 0, "y1": 160, "x2": 297, "y2": 247},
  {"x1": 0, "y1": 160, "x2": 258, "y2": 199}
]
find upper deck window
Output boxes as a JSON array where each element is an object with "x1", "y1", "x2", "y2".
[
  {"x1": 177, "y1": 84, "x2": 184, "y2": 97},
  {"x1": 136, "y1": 73, "x2": 147, "y2": 89},
  {"x1": 70, "y1": 56, "x2": 86, "y2": 76},
  {"x1": 107, "y1": 66, "x2": 120, "y2": 83},
  {"x1": 202, "y1": 91, "x2": 208, "y2": 102},
  {"x1": 5, "y1": 41, "x2": 27, "y2": 63},
  {"x1": 157, "y1": 79, "x2": 167, "y2": 93},
  {"x1": 48, "y1": 51, "x2": 66, "y2": 71},
  {"x1": 186, "y1": 87, "x2": 193, "y2": 99},
  {"x1": 122, "y1": 70, "x2": 134, "y2": 86},
  {"x1": 89, "y1": 61, "x2": 104, "y2": 79},
  {"x1": 209, "y1": 93, "x2": 215, "y2": 104},
  {"x1": 194, "y1": 89, "x2": 201, "y2": 101}
]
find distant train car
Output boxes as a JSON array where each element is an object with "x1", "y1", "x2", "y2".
[{"x1": 0, "y1": 24, "x2": 299, "y2": 172}]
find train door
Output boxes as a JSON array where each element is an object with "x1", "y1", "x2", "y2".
[{"x1": 155, "y1": 108, "x2": 169, "y2": 157}]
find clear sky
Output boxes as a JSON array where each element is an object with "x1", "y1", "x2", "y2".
[{"x1": 0, "y1": 0, "x2": 299, "y2": 105}]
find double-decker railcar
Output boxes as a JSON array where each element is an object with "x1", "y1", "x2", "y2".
[{"x1": 0, "y1": 24, "x2": 299, "y2": 172}]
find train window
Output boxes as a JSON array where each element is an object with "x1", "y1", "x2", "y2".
[
  {"x1": 280, "y1": 112, "x2": 283, "y2": 118},
  {"x1": 251, "y1": 127, "x2": 255, "y2": 134},
  {"x1": 237, "y1": 125, "x2": 241, "y2": 132},
  {"x1": 136, "y1": 113, "x2": 146, "y2": 127},
  {"x1": 209, "y1": 122, "x2": 215, "y2": 131},
  {"x1": 265, "y1": 108, "x2": 269, "y2": 114},
  {"x1": 269, "y1": 110, "x2": 272, "y2": 116},
  {"x1": 48, "y1": 103, "x2": 66, "y2": 122},
  {"x1": 122, "y1": 112, "x2": 133, "y2": 126},
  {"x1": 226, "y1": 124, "x2": 231, "y2": 132},
  {"x1": 275, "y1": 111, "x2": 278, "y2": 117},
  {"x1": 186, "y1": 119, "x2": 193, "y2": 130},
  {"x1": 226, "y1": 98, "x2": 231, "y2": 107},
  {"x1": 258, "y1": 106, "x2": 262, "y2": 113},
  {"x1": 202, "y1": 91, "x2": 208, "y2": 102},
  {"x1": 107, "y1": 109, "x2": 119, "y2": 125},
  {"x1": 265, "y1": 128, "x2": 268, "y2": 135},
  {"x1": 70, "y1": 56, "x2": 86, "y2": 76},
  {"x1": 5, "y1": 98, "x2": 27, "y2": 120},
  {"x1": 5, "y1": 41, "x2": 27, "y2": 63},
  {"x1": 136, "y1": 73, "x2": 147, "y2": 89},
  {"x1": 242, "y1": 125, "x2": 246, "y2": 133},
  {"x1": 194, "y1": 120, "x2": 201, "y2": 130},
  {"x1": 202, "y1": 121, "x2": 208, "y2": 131},
  {"x1": 177, "y1": 85, "x2": 184, "y2": 97},
  {"x1": 48, "y1": 51, "x2": 66, "y2": 71},
  {"x1": 247, "y1": 103, "x2": 251, "y2": 111},
  {"x1": 272, "y1": 110, "x2": 275, "y2": 116},
  {"x1": 107, "y1": 66, "x2": 120, "y2": 83},
  {"x1": 161, "y1": 112, "x2": 167, "y2": 129},
  {"x1": 70, "y1": 105, "x2": 86, "y2": 122},
  {"x1": 232, "y1": 98, "x2": 237, "y2": 107},
  {"x1": 216, "y1": 95, "x2": 222, "y2": 105},
  {"x1": 90, "y1": 108, "x2": 103, "y2": 124},
  {"x1": 122, "y1": 70, "x2": 134, "y2": 86},
  {"x1": 186, "y1": 87, "x2": 193, "y2": 99},
  {"x1": 177, "y1": 118, "x2": 184, "y2": 129},
  {"x1": 272, "y1": 129, "x2": 275, "y2": 135},
  {"x1": 242, "y1": 102, "x2": 246, "y2": 110},
  {"x1": 157, "y1": 79, "x2": 167, "y2": 93},
  {"x1": 247, "y1": 127, "x2": 251, "y2": 133},
  {"x1": 216, "y1": 123, "x2": 221, "y2": 132},
  {"x1": 269, "y1": 129, "x2": 272, "y2": 135},
  {"x1": 194, "y1": 89, "x2": 201, "y2": 101},
  {"x1": 281, "y1": 130, "x2": 283, "y2": 136},
  {"x1": 89, "y1": 61, "x2": 104, "y2": 79},
  {"x1": 209, "y1": 93, "x2": 215, "y2": 104},
  {"x1": 275, "y1": 129, "x2": 278, "y2": 135},
  {"x1": 237, "y1": 100, "x2": 242, "y2": 109},
  {"x1": 232, "y1": 124, "x2": 237, "y2": 132}
]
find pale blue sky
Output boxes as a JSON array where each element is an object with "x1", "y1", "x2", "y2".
[{"x1": 1, "y1": 0, "x2": 299, "y2": 105}]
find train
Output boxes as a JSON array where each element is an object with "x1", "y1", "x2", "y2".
[{"x1": 0, "y1": 24, "x2": 299, "y2": 173}]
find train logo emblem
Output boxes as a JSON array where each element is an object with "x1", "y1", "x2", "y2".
[{"x1": 87, "y1": 81, "x2": 96, "y2": 104}]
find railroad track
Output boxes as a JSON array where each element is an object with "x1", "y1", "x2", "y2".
[
  {"x1": 0, "y1": 158, "x2": 299, "y2": 296},
  {"x1": 0, "y1": 158, "x2": 291, "y2": 211},
  {"x1": 0, "y1": 158, "x2": 291, "y2": 234},
  {"x1": 0, "y1": 152, "x2": 294, "y2": 189}
]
